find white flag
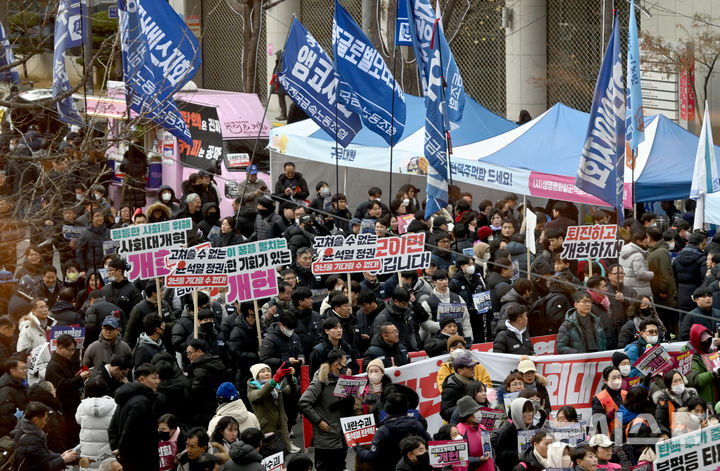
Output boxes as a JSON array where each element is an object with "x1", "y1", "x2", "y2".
[
  {"x1": 690, "y1": 101, "x2": 720, "y2": 231},
  {"x1": 525, "y1": 208, "x2": 537, "y2": 254}
]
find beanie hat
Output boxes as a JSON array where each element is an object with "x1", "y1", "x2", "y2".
[
  {"x1": 366, "y1": 358, "x2": 385, "y2": 375},
  {"x1": 446, "y1": 335, "x2": 466, "y2": 352},
  {"x1": 476, "y1": 226, "x2": 493, "y2": 241},
  {"x1": 611, "y1": 351, "x2": 629, "y2": 368},
  {"x1": 250, "y1": 363, "x2": 271, "y2": 380},
  {"x1": 439, "y1": 317, "x2": 458, "y2": 330},
  {"x1": 216, "y1": 382, "x2": 238, "y2": 401}
]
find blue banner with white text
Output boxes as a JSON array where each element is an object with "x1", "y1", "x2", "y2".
[
  {"x1": 333, "y1": 0, "x2": 406, "y2": 146},
  {"x1": 118, "y1": 0, "x2": 201, "y2": 145},
  {"x1": 53, "y1": 0, "x2": 85, "y2": 125},
  {"x1": 278, "y1": 18, "x2": 361, "y2": 148},
  {"x1": 0, "y1": 20, "x2": 19, "y2": 84}
]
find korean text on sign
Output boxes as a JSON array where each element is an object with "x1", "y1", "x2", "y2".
[
  {"x1": 333, "y1": 375, "x2": 368, "y2": 398},
  {"x1": 561, "y1": 224, "x2": 624, "y2": 260},
  {"x1": 47, "y1": 326, "x2": 85, "y2": 353},
  {"x1": 111, "y1": 218, "x2": 192, "y2": 255},
  {"x1": 428, "y1": 440, "x2": 469, "y2": 468},
  {"x1": 164, "y1": 247, "x2": 228, "y2": 288},
  {"x1": 312, "y1": 233, "x2": 380, "y2": 274},
  {"x1": 260, "y1": 451, "x2": 283, "y2": 471},
  {"x1": 340, "y1": 414, "x2": 375, "y2": 447},
  {"x1": 655, "y1": 423, "x2": 720, "y2": 471},
  {"x1": 226, "y1": 268, "x2": 278, "y2": 304},
  {"x1": 225, "y1": 238, "x2": 292, "y2": 272},
  {"x1": 633, "y1": 344, "x2": 674, "y2": 377}
]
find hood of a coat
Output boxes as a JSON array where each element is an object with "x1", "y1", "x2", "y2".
[
  {"x1": 510, "y1": 397, "x2": 532, "y2": 430},
  {"x1": 229, "y1": 441, "x2": 263, "y2": 464},
  {"x1": 114, "y1": 381, "x2": 155, "y2": 406},
  {"x1": 216, "y1": 400, "x2": 250, "y2": 424},
  {"x1": 620, "y1": 242, "x2": 646, "y2": 260},
  {"x1": 80, "y1": 395, "x2": 117, "y2": 417},
  {"x1": 690, "y1": 324, "x2": 712, "y2": 354}
]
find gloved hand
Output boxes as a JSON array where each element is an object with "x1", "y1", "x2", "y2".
[{"x1": 272, "y1": 362, "x2": 290, "y2": 383}]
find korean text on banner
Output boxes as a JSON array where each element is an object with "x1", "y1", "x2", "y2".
[
  {"x1": 47, "y1": 326, "x2": 85, "y2": 353},
  {"x1": 561, "y1": 225, "x2": 624, "y2": 260},
  {"x1": 575, "y1": 15, "x2": 625, "y2": 224},
  {"x1": 53, "y1": 0, "x2": 85, "y2": 125},
  {"x1": 260, "y1": 451, "x2": 283, "y2": 471},
  {"x1": 655, "y1": 423, "x2": 720, "y2": 471},
  {"x1": 670, "y1": 349, "x2": 694, "y2": 376},
  {"x1": 164, "y1": 247, "x2": 228, "y2": 288},
  {"x1": 333, "y1": 0, "x2": 406, "y2": 146},
  {"x1": 428, "y1": 440, "x2": 468, "y2": 468},
  {"x1": 333, "y1": 375, "x2": 368, "y2": 398},
  {"x1": 225, "y1": 238, "x2": 292, "y2": 304},
  {"x1": 476, "y1": 408, "x2": 504, "y2": 431},
  {"x1": 277, "y1": 18, "x2": 361, "y2": 148},
  {"x1": 177, "y1": 102, "x2": 224, "y2": 174},
  {"x1": 118, "y1": 0, "x2": 201, "y2": 145},
  {"x1": 340, "y1": 414, "x2": 376, "y2": 446},
  {"x1": 633, "y1": 344, "x2": 674, "y2": 377}
]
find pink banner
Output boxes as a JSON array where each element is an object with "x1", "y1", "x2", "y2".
[{"x1": 529, "y1": 171, "x2": 632, "y2": 209}]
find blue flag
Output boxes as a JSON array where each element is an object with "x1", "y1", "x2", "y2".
[
  {"x1": 405, "y1": 0, "x2": 465, "y2": 130},
  {"x1": 626, "y1": 0, "x2": 644, "y2": 153},
  {"x1": 333, "y1": 0, "x2": 406, "y2": 146},
  {"x1": 0, "y1": 21, "x2": 19, "y2": 84},
  {"x1": 53, "y1": 0, "x2": 85, "y2": 126},
  {"x1": 278, "y1": 18, "x2": 361, "y2": 148},
  {"x1": 118, "y1": 0, "x2": 201, "y2": 145},
  {"x1": 576, "y1": 16, "x2": 625, "y2": 224}
]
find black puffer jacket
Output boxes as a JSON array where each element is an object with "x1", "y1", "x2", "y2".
[
  {"x1": 228, "y1": 315, "x2": 261, "y2": 380},
  {"x1": 673, "y1": 244, "x2": 707, "y2": 310},
  {"x1": 186, "y1": 353, "x2": 225, "y2": 427},
  {"x1": 45, "y1": 352, "x2": 84, "y2": 415},
  {"x1": 76, "y1": 224, "x2": 110, "y2": 272},
  {"x1": 493, "y1": 323, "x2": 535, "y2": 355},
  {"x1": 294, "y1": 308, "x2": 323, "y2": 359},
  {"x1": 49, "y1": 300, "x2": 82, "y2": 326},
  {"x1": 101, "y1": 279, "x2": 142, "y2": 321},
  {"x1": 11, "y1": 417, "x2": 65, "y2": 471},
  {"x1": 84, "y1": 299, "x2": 122, "y2": 348},
  {"x1": 440, "y1": 374, "x2": 479, "y2": 422},
  {"x1": 259, "y1": 323, "x2": 301, "y2": 371},
  {"x1": 197, "y1": 202, "x2": 221, "y2": 242},
  {"x1": 223, "y1": 442, "x2": 265, "y2": 471},
  {"x1": 108, "y1": 382, "x2": 159, "y2": 471},
  {"x1": 354, "y1": 414, "x2": 431, "y2": 471},
  {"x1": 0, "y1": 372, "x2": 27, "y2": 436}
]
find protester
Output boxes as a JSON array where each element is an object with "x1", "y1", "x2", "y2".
[
  {"x1": 591, "y1": 366, "x2": 626, "y2": 441},
  {"x1": 12, "y1": 401, "x2": 78, "y2": 470},
  {"x1": 436, "y1": 336, "x2": 492, "y2": 391},
  {"x1": 494, "y1": 398, "x2": 537, "y2": 471},
  {"x1": 454, "y1": 396, "x2": 495, "y2": 471},
  {"x1": 75, "y1": 376, "x2": 116, "y2": 461},
  {"x1": 513, "y1": 430, "x2": 553, "y2": 471},
  {"x1": 557, "y1": 290, "x2": 607, "y2": 354}
]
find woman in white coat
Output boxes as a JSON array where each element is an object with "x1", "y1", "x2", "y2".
[{"x1": 75, "y1": 375, "x2": 117, "y2": 461}]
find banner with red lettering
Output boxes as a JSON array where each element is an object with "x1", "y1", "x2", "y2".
[{"x1": 340, "y1": 414, "x2": 375, "y2": 446}]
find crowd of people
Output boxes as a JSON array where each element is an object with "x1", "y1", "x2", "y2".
[{"x1": 1, "y1": 149, "x2": 720, "y2": 471}]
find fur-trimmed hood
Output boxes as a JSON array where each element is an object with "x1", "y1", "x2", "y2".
[
  {"x1": 316, "y1": 362, "x2": 331, "y2": 384},
  {"x1": 145, "y1": 202, "x2": 172, "y2": 221},
  {"x1": 652, "y1": 387, "x2": 698, "y2": 405}
]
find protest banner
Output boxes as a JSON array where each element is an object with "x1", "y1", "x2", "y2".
[
  {"x1": 260, "y1": 451, "x2": 283, "y2": 471},
  {"x1": 340, "y1": 414, "x2": 375, "y2": 446},
  {"x1": 428, "y1": 440, "x2": 468, "y2": 468},
  {"x1": 375, "y1": 233, "x2": 431, "y2": 274},
  {"x1": 62, "y1": 225, "x2": 83, "y2": 240},
  {"x1": 472, "y1": 291, "x2": 492, "y2": 314},
  {"x1": 671, "y1": 349, "x2": 694, "y2": 376},
  {"x1": 631, "y1": 464, "x2": 651, "y2": 471},
  {"x1": 103, "y1": 240, "x2": 119, "y2": 256},
  {"x1": 409, "y1": 335, "x2": 558, "y2": 362},
  {"x1": 177, "y1": 102, "x2": 224, "y2": 174},
  {"x1": 361, "y1": 219, "x2": 376, "y2": 234},
  {"x1": 165, "y1": 247, "x2": 228, "y2": 288},
  {"x1": 47, "y1": 326, "x2": 85, "y2": 353},
  {"x1": 621, "y1": 376, "x2": 642, "y2": 391},
  {"x1": 561, "y1": 224, "x2": 624, "y2": 260},
  {"x1": 517, "y1": 430, "x2": 536, "y2": 453},
  {"x1": 655, "y1": 423, "x2": 720, "y2": 471},
  {"x1": 312, "y1": 233, "x2": 380, "y2": 274},
  {"x1": 111, "y1": 218, "x2": 192, "y2": 255},
  {"x1": 543, "y1": 422, "x2": 585, "y2": 445},
  {"x1": 633, "y1": 344, "x2": 674, "y2": 377},
  {"x1": 438, "y1": 303, "x2": 464, "y2": 323},
  {"x1": 225, "y1": 239, "x2": 292, "y2": 304},
  {"x1": 333, "y1": 375, "x2": 368, "y2": 398},
  {"x1": 476, "y1": 407, "x2": 504, "y2": 431}
]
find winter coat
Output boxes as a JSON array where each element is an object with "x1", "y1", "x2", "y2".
[
  {"x1": 486, "y1": 271, "x2": 512, "y2": 314},
  {"x1": 0, "y1": 372, "x2": 28, "y2": 436},
  {"x1": 84, "y1": 299, "x2": 123, "y2": 347},
  {"x1": 154, "y1": 371, "x2": 190, "y2": 423},
  {"x1": 101, "y1": 278, "x2": 142, "y2": 321},
  {"x1": 247, "y1": 376, "x2": 296, "y2": 451},
  {"x1": 11, "y1": 417, "x2": 65, "y2": 471},
  {"x1": 48, "y1": 300, "x2": 81, "y2": 326},
  {"x1": 294, "y1": 308, "x2": 323, "y2": 359},
  {"x1": 255, "y1": 211, "x2": 282, "y2": 241},
  {"x1": 363, "y1": 335, "x2": 409, "y2": 368},
  {"x1": 83, "y1": 335, "x2": 132, "y2": 370},
  {"x1": 494, "y1": 288, "x2": 533, "y2": 335},
  {"x1": 299, "y1": 363, "x2": 355, "y2": 449},
  {"x1": 652, "y1": 387, "x2": 699, "y2": 430},
  {"x1": 557, "y1": 309, "x2": 607, "y2": 354},
  {"x1": 259, "y1": 323, "x2": 302, "y2": 371},
  {"x1": 355, "y1": 415, "x2": 431, "y2": 471},
  {"x1": 25, "y1": 387, "x2": 66, "y2": 453},
  {"x1": 109, "y1": 382, "x2": 159, "y2": 471},
  {"x1": 679, "y1": 306, "x2": 720, "y2": 342},
  {"x1": 133, "y1": 333, "x2": 166, "y2": 367},
  {"x1": 208, "y1": 400, "x2": 260, "y2": 436},
  {"x1": 286, "y1": 224, "x2": 315, "y2": 256},
  {"x1": 436, "y1": 361, "x2": 492, "y2": 392},
  {"x1": 186, "y1": 353, "x2": 226, "y2": 426},
  {"x1": 513, "y1": 445, "x2": 544, "y2": 471},
  {"x1": 223, "y1": 442, "x2": 265, "y2": 471},
  {"x1": 17, "y1": 313, "x2": 52, "y2": 352},
  {"x1": 76, "y1": 225, "x2": 110, "y2": 272},
  {"x1": 685, "y1": 324, "x2": 720, "y2": 405},
  {"x1": 34, "y1": 282, "x2": 62, "y2": 310},
  {"x1": 371, "y1": 303, "x2": 419, "y2": 351},
  {"x1": 125, "y1": 299, "x2": 174, "y2": 348},
  {"x1": 197, "y1": 202, "x2": 221, "y2": 243},
  {"x1": 309, "y1": 335, "x2": 359, "y2": 378},
  {"x1": 228, "y1": 315, "x2": 261, "y2": 380},
  {"x1": 493, "y1": 321, "x2": 535, "y2": 355},
  {"x1": 273, "y1": 171, "x2": 309, "y2": 201},
  {"x1": 150, "y1": 185, "x2": 182, "y2": 215},
  {"x1": 619, "y1": 243, "x2": 654, "y2": 298},
  {"x1": 494, "y1": 398, "x2": 537, "y2": 471},
  {"x1": 591, "y1": 297, "x2": 617, "y2": 351},
  {"x1": 75, "y1": 395, "x2": 116, "y2": 459},
  {"x1": 440, "y1": 373, "x2": 481, "y2": 422},
  {"x1": 45, "y1": 352, "x2": 84, "y2": 415},
  {"x1": 673, "y1": 244, "x2": 707, "y2": 310},
  {"x1": 647, "y1": 240, "x2": 677, "y2": 307}
]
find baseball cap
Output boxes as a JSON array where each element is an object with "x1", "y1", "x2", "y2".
[
  {"x1": 248, "y1": 164, "x2": 258, "y2": 175},
  {"x1": 300, "y1": 215, "x2": 313, "y2": 225},
  {"x1": 588, "y1": 434, "x2": 614, "y2": 448},
  {"x1": 350, "y1": 218, "x2": 361, "y2": 227},
  {"x1": 518, "y1": 359, "x2": 536, "y2": 373},
  {"x1": 453, "y1": 352, "x2": 478, "y2": 370},
  {"x1": 102, "y1": 317, "x2": 119, "y2": 329}
]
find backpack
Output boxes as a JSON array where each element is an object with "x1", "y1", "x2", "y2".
[
  {"x1": 528, "y1": 292, "x2": 569, "y2": 336},
  {"x1": 0, "y1": 435, "x2": 15, "y2": 470}
]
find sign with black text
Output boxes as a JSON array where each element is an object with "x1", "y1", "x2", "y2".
[{"x1": 177, "y1": 102, "x2": 224, "y2": 174}]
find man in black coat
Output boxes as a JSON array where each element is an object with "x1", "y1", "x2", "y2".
[
  {"x1": 83, "y1": 290, "x2": 123, "y2": 349},
  {"x1": 227, "y1": 302, "x2": 261, "y2": 398},
  {"x1": 90, "y1": 352, "x2": 131, "y2": 397},
  {"x1": 291, "y1": 287, "x2": 323, "y2": 359},
  {"x1": 0, "y1": 357, "x2": 28, "y2": 436},
  {"x1": 109, "y1": 363, "x2": 160, "y2": 471},
  {"x1": 45, "y1": 334, "x2": 90, "y2": 445},
  {"x1": 12, "y1": 402, "x2": 77, "y2": 470},
  {"x1": 371, "y1": 287, "x2": 419, "y2": 351},
  {"x1": 363, "y1": 322, "x2": 409, "y2": 368},
  {"x1": 132, "y1": 313, "x2": 166, "y2": 368},
  {"x1": 185, "y1": 338, "x2": 225, "y2": 427},
  {"x1": 440, "y1": 353, "x2": 482, "y2": 422},
  {"x1": 48, "y1": 287, "x2": 82, "y2": 326},
  {"x1": 0, "y1": 316, "x2": 16, "y2": 375},
  {"x1": 259, "y1": 312, "x2": 303, "y2": 372},
  {"x1": 101, "y1": 257, "x2": 142, "y2": 327},
  {"x1": 76, "y1": 210, "x2": 110, "y2": 274},
  {"x1": 493, "y1": 305, "x2": 536, "y2": 355}
]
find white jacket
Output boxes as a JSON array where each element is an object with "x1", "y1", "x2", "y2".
[
  {"x1": 619, "y1": 242, "x2": 654, "y2": 298},
  {"x1": 17, "y1": 313, "x2": 50, "y2": 352},
  {"x1": 75, "y1": 395, "x2": 117, "y2": 459},
  {"x1": 207, "y1": 399, "x2": 260, "y2": 436}
]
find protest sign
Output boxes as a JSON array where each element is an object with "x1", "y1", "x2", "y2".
[
  {"x1": 103, "y1": 240, "x2": 119, "y2": 256},
  {"x1": 333, "y1": 375, "x2": 368, "y2": 398},
  {"x1": 62, "y1": 225, "x2": 83, "y2": 240},
  {"x1": 517, "y1": 430, "x2": 536, "y2": 453},
  {"x1": 165, "y1": 247, "x2": 227, "y2": 288},
  {"x1": 126, "y1": 250, "x2": 172, "y2": 281},
  {"x1": 633, "y1": 344, "x2": 674, "y2": 377},
  {"x1": 340, "y1": 414, "x2": 375, "y2": 446},
  {"x1": 47, "y1": 326, "x2": 85, "y2": 353},
  {"x1": 360, "y1": 219, "x2": 376, "y2": 234},
  {"x1": 655, "y1": 423, "x2": 720, "y2": 471},
  {"x1": 621, "y1": 376, "x2": 642, "y2": 391},
  {"x1": 631, "y1": 464, "x2": 651, "y2": 471},
  {"x1": 177, "y1": 102, "x2": 224, "y2": 173},
  {"x1": 111, "y1": 218, "x2": 192, "y2": 255},
  {"x1": 481, "y1": 430, "x2": 494, "y2": 459},
  {"x1": 312, "y1": 233, "x2": 380, "y2": 274},
  {"x1": 502, "y1": 391, "x2": 520, "y2": 415},
  {"x1": 260, "y1": 451, "x2": 283, "y2": 471},
  {"x1": 397, "y1": 214, "x2": 414, "y2": 234},
  {"x1": 376, "y1": 233, "x2": 431, "y2": 274},
  {"x1": 438, "y1": 303, "x2": 464, "y2": 322},
  {"x1": 225, "y1": 239, "x2": 292, "y2": 304},
  {"x1": 428, "y1": 440, "x2": 468, "y2": 468},
  {"x1": 700, "y1": 351, "x2": 720, "y2": 372},
  {"x1": 561, "y1": 225, "x2": 624, "y2": 260},
  {"x1": 476, "y1": 408, "x2": 504, "y2": 431},
  {"x1": 671, "y1": 349, "x2": 695, "y2": 376},
  {"x1": 543, "y1": 422, "x2": 585, "y2": 445},
  {"x1": 472, "y1": 291, "x2": 492, "y2": 314}
]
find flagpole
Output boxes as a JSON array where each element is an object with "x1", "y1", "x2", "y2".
[{"x1": 389, "y1": 37, "x2": 398, "y2": 204}]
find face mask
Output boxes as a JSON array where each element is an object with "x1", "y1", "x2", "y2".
[
  {"x1": 639, "y1": 307, "x2": 653, "y2": 317},
  {"x1": 281, "y1": 326, "x2": 294, "y2": 338},
  {"x1": 338, "y1": 366, "x2": 348, "y2": 376},
  {"x1": 158, "y1": 431, "x2": 171, "y2": 441},
  {"x1": 94, "y1": 193, "x2": 103, "y2": 200},
  {"x1": 701, "y1": 339, "x2": 713, "y2": 352},
  {"x1": 403, "y1": 198, "x2": 410, "y2": 206},
  {"x1": 320, "y1": 187, "x2": 330, "y2": 196},
  {"x1": 375, "y1": 197, "x2": 381, "y2": 202},
  {"x1": 200, "y1": 322, "x2": 214, "y2": 332},
  {"x1": 416, "y1": 452, "x2": 430, "y2": 466},
  {"x1": 368, "y1": 372, "x2": 383, "y2": 385},
  {"x1": 76, "y1": 193, "x2": 83, "y2": 201},
  {"x1": 450, "y1": 348, "x2": 466, "y2": 359},
  {"x1": 671, "y1": 384, "x2": 685, "y2": 395},
  {"x1": 474, "y1": 410, "x2": 484, "y2": 422},
  {"x1": 645, "y1": 335, "x2": 659, "y2": 345},
  {"x1": 694, "y1": 412, "x2": 706, "y2": 422},
  {"x1": 668, "y1": 242, "x2": 675, "y2": 250},
  {"x1": 66, "y1": 272, "x2": 78, "y2": 282},
  {"x1": 608, "y1": 379, "x2": 622, "y2": 391},
  {"x1": 464, "y1": 265, "x2": 475, "y2": 276},
  {"x1": 8, "y1": 145, "x2": 14, "y2": 151},
  {"x1": 161, "y1": 193, "x2": 171, "y2": 202},
  {"x1": 619, "y1": 365, "x2": 631, "y2": 377}
]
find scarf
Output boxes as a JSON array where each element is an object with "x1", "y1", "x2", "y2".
[
  {"x1": 250, "y1": 379, "x2": 279, "y2": 399},
  {"x1": 533, "y1": 448, "x2": 550, "y2": 469},
  {"x1": 589, "y1": 290, "x2": 610, "y2": 311}
]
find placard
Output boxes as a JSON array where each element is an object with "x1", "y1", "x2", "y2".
[
  {"x1": 111, "y1": 218, "x2": 192, "y2": 255},
  {"x1": 633, "y1": 344, "x2": 674, "y2": 377},
  {"x1": 164, "y1": 246, "x2": 228, "y2": 288},
  {"x1": 177, "y1": 102, "x2": 224, "y2": 174},
  {"x1": 671, "y1": 349, "x2": 695, "y2": 376},
  {"x1": 62, "y1": 225, "x2": 83, "y2": 240},
  {"x1": 561, "y1": 224, "x2": 624, "y2": 260},
  {"x1": 502, "y1": 391, "x2": 520, "y2": 415},
  {"x1": 543, "y1": 421, "x2": 585, "y2": 445},
  {"x1": 517, "y1": 429, "x2": 536, "y2": 454},
  {"x1": 361, "y1": 219, "x2": 376, "y2": 234},
  {"x1": 621, "y1": 376, "x2": 642, "y2": 391},
  {"x1": 340, "y1": 414, "x2": 375, "y2": 446},
  {"x1": 332, "y1": 375, "x2": 368, "y2": 398},
  {"x1": 476, "y1": 407, "x2": 504, "y2": 431},
  {"x1": 700, "y1": 351, "x2": 720, "y2": 373},
  {"x1": 47, "y1": 326, "x2": 85, "y2": 353},
  {"x1": 226, "y1": 268, "x2": 279, "y2": 304},
  {"x1": 260, "y1": 451, "x2": 283, "y2": 471},
  {"x1": 428, "y1": 440, "x2": 468, "y2": 468},
  {"x1": 397, "y1": 214, "x2": 415, "y2": 234},
  {"x1": 437, "y1": 303, "x2": 464, "y2": 322},
  {"x1": 655, "y1": 423, "x2": 720, "y2": 471},
  {"x1": 473, "y1": 291, "x2": 492, "y2": 314}
]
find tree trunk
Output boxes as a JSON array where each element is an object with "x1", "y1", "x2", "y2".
[{"x1": 243, "y1": 0, "x2": 262, "y2": 92}]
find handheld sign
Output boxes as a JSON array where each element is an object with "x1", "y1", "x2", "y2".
[
  {"x1": 428, "y1": 440, "x2": 468, "y2": 468},
  {"x1": 561, "y1": 225, "x2": 624, "y2": 260},
  {"x1": 476, "y1": 408, "x2": 504, "y2": 431},
  {"x1": 332, "y1": 375, "x2": 368, "y2": 398},
  {"x1": 633, "y1": 344, "x2": 674, "y2": 377},
  {"x1": 340, "y1": 414, "x2": 375, "y2": 446},
  {"x1": 260, "y1": 451, "x2": 283, "y2": 471}
]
